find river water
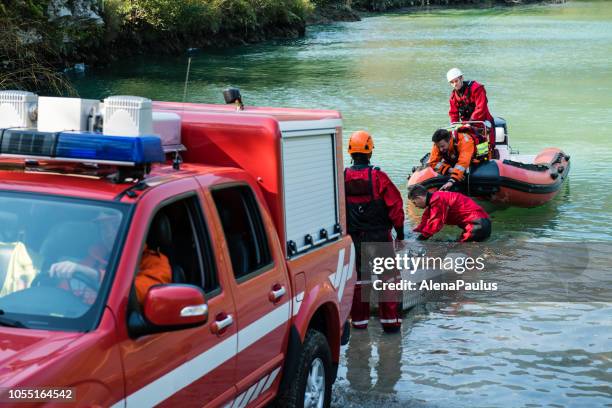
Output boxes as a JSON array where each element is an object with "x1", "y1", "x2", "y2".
[{"x1": 72, "y1": 1, "x2": 612, "y2": 406}]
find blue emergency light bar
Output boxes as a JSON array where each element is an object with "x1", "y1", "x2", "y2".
[{"x1": 0, "y1": 129, "x2": 165, "y2": 165}]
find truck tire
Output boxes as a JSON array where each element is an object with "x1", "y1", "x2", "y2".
[{"x1": 276, "y1": 329, "x2": 332, "y2": 408}]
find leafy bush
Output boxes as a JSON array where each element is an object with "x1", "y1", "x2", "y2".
[
  {"x1": 0, "y1": 0, "x2": 49, "y2": 20},
  {"x1": 0, "y1": 18, "x2": 75, "y2": 95},
  {"x1": 105, "y1": 0, "x2": 310, "y2": 42}
]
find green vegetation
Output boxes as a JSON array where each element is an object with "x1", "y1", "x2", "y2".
[
  {"x1": 104, "y1": 0, "x2": 313, "y2": 51},
  {"x1": 0, "y1": 0, "x2": 558, "y2": 93},
  {"x1": 1, "y1": 0, "x2": 313, "y2": 93},
  {"x1": 0, "y1": 2, "x2": 75, "y2": 95}
]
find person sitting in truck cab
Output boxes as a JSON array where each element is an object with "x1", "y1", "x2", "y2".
[
  {"x1": 345, "y1": 130, "x2": 405, "y2": 333},
  {"x1": 134, "y1": 213, "x2": 174, "y2": 304},
  {"x1": 49, "y1": 212, "x2": 172, "y2": 304},
  {"x1": 429, "y1": 128, "x2": 487, "y2": 191}
]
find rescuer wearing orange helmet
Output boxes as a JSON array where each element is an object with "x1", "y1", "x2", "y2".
[
  {"x1": 428, "y1": 127, "x2": 488, "y2": 191},
  {"x1": 345, "y1": 130, "x2": 405, "y2": 332}
]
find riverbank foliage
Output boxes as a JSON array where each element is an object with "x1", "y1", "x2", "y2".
[
  {"x1": 103, "y1": 0, "x2": 313, "y2": 51},
  {"x1": 1, "y1": 0, "x2": 312, "y2": 92},
  {"x1": 1, "y1": 0, "x2": 559, "y2": 93},
  {"x1": 0, "y1": 2, "x2": 75, "y2": 95}
]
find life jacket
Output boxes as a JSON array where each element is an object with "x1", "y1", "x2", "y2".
[
  {"x1": 451, "y1": 80, "x2": 495, "y2": 150},
  {"x1": 452, "y1": 80, "x2": 478, "y2": 121},
  {"x1": 443, "y1": 129, "x2": 489, "y2": 163},
  {"x1": 344, "y1": 166, "x2": 392, "y2": 233}
]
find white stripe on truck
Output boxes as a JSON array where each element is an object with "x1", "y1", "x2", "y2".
[{"x1": 111, "y1": 246, "x2": 352, "y2": 407}]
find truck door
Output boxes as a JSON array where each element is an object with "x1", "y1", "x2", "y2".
[
  {"x1": 117, "y1": 187, "x2": 237, "y2": 407},
  {"x1": 209, "y1": 184, "x2": 291, "y2": 405}
]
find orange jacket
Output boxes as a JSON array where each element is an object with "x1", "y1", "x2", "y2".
[
  {"x1": 428, "y1": 131, "x2": 476, "y2": 182},
  {"x1": 135, "y1": 245, "x2": 172, "y2": 304}
]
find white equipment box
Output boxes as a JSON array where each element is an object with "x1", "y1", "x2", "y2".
[
  {"x1": 153, "y1": 111, "x2": 182, "y2": 152},
  {"x1": 38, "y1": 97, "x2": 99, "y2": 132},
  {"x1": 104, "y1": 96, "x2": 153, "y2": 136},
  {"x1": 0, "y1": 91, "x2": 38, "y2": 129}
]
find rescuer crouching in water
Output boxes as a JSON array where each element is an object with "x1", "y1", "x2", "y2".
[
  {"x1": 345, "y1": 130, "x2": 405, "y2": 333},
  {"x1": 408, "y1": 184, "x2": 491, "y2": 242}
]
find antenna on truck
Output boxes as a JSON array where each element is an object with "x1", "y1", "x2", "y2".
[{"x1": 182, "y1": 48, "x2": 197, "y2": 103}]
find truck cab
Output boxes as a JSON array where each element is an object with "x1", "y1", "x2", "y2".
[{"x1": 0, "y1": 91, "x2": 355, "y2": 407}]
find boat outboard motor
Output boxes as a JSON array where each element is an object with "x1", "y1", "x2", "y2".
[
  {"x1": 223, "y1": 87, "x2": 244, "y2": 111},
  {"x1": 494, "y1": 117, "x2": 508, "y2": 145}
]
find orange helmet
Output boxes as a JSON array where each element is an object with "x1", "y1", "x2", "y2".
[{"x1": 348, "y1": 130, "x2": 374, "y2": 154}]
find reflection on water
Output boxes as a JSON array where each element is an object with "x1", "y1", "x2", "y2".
[
  {"x1": 335, "y1": 302, "x2": 611, "y2": 408},
  {"x1": 334, "y1": 239, "x2": 612, "y2": 407},
  {"x1": 71, "y1": 1, "x2": 612, "y2": 406}
]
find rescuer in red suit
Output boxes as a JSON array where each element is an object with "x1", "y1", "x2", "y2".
[
  {"x1": 345, "y1": 130, "x2": 405, "y2": 332},
  {"x1": 447, "y1": 67, "x2": 496, "y2": 148},
  {"x1": 408, "y1": 184, "x2": 491, "y2": 242}
]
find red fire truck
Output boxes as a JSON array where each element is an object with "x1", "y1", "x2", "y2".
[{"x1": 0, "y1": 91, "x2": 355, "y2": 407}]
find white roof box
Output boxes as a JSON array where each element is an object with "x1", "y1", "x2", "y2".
[
  {"x1": 153, "y1": 111, "x2": 184, "y2": 152},
  {"x1": 104, "y1": 95, "x2": 152, "y2": 136},
  {"x1": 38, "y1": 96, "x2": 99, "y2": 132},
  {"x1": 0, "y1": 90, "x2": 38, "y2": 129}
]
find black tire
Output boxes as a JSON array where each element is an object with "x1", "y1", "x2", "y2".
[
  {"x1": 340, "y1": 321, "x2": 350, "y2": 346},
  {"x1": 275, "y1": 329, "x2": 333, "y2": 408}
]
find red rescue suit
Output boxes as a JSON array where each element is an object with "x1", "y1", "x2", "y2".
[
  {"x1": 413, "y1": 191, "x2": 491, "y2": 242},
  {"x1": 449, "y1": 80, "x2": 495, "y2": 147},
  {"x1": 345, "y1": 165, "x2": 404, "y2": 331}
]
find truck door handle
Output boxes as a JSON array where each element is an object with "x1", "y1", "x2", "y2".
[
  {"x1": 269, "y1": 285, "x2": 286, "y2": 302},
  {"x1": 211, "y1": 314, "x2": 234, "y2": 334}
]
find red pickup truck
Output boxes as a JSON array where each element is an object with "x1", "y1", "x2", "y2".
[{"x1": 0, "y1": 91, "x2": 355, "y2": 407}]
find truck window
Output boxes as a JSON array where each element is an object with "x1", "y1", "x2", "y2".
[
  {"x1": 142, "y1": 196, "x2": 218, "y2": 295},
  {"x1": 0, "y1": 191, "x2": 129, "y2": 331},
  {"x1": 211, "y1": 185, "x2": 272, "y2": 281}
]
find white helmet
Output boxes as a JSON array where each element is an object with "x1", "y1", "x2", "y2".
[{"x1": 446, "y1": 67, "x2": 463, "y2": 82}]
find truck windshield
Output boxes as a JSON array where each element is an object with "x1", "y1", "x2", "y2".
[{"x1": 0, "y1": 191, "x2": 129, "y2": 331}]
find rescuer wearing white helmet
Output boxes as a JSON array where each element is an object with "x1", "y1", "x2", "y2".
[
  {"x1": 447, "y1": 67, "x2": 464, "y2": 89},
  {"x1": 446, "y1": 67, "x2": 496, "y2": 150}
]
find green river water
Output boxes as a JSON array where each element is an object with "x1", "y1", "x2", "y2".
[{"x1": 72, "y1": 1, "x2": 611, "y2": 406}]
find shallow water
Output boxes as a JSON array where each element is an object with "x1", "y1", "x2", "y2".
[{"x1": 72, "y1": 1, "x2": 612, "y2": 406}]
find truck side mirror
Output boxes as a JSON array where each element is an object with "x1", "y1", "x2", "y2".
[
  {"x1": 128, "y1": 284, "x2": 208, "y2": 337},
  {"x1": 143, "y1": 284, "x2": 208, "y2": 327}
]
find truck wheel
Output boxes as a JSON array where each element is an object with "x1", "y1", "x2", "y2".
[{"x1": 277, "y1": 329, "x2": 332, "y2": 408}]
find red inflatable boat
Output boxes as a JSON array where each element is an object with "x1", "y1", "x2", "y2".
[{"x1": 407, "y1": 118, "x2": 570, "y2": 208}]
